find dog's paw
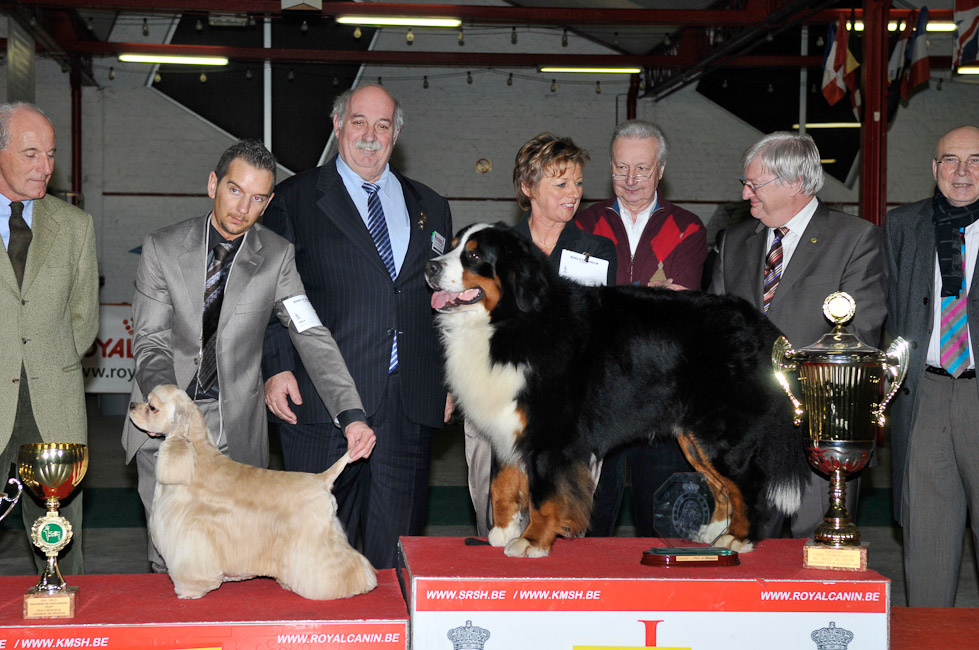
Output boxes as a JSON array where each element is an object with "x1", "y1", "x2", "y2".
[
  {"x1": 504, "y1": 537, "x2": 550, "y2": 558},
  {"x1": 712, "y1": 534, "x2": 754, "y2": 553},
  {"x1": 487, "y1": 515, "x2": 523, "y2": 547}
]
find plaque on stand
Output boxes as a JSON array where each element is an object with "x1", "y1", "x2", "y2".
[{"x1": 641, "y1": 472, "x2": 740, "y2": 567}]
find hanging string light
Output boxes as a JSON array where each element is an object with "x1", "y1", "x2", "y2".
[
  {"x1": 377, "y1": 76, "x2": 383, "y2": 86},
  {"x1": 458, "y1": 28, "x2": 465, "y2": 46},
  {"x1": 245, "y1": 68, "x2": 253, "y2": 80},
  {"x1": 511, "y1": 27, "x2": 517, "y2": 45},
  {"x1": 507, "y1": 73, "x2": 513, "y2": 86},
  {"x1": 562, "y1": 29, "x2": 568, "y2": 47},
  {"x1": 595, "y1": 81, "x2": 601, "y2": 94},
  {"x1": 142, "y1": 18, "x2": 149, "y2": 37},
  {"x1": 333, "y1": 76, "x2": 340, "y2": 87},
  {"x1": 301, "y1": 20, "x2": 308, "y2": 34},
  {"x1": 406, "y1": 28, "x2": 414, "y2": 45},
  {"x1": 154, "y1": 72, "x2": 162, "y2": 83},
  {"x1": 467, "y1": 71, "x2": 473, "y2": 84},
  {"x1": 288, "y1": 69, "x2": 295, "y2": 81},
  {"x1": 550, "y1": 79, "x2": 557, "y2": 93},
  {"x1": 199, "y1": 72, "x2": 207, "y2": 83},
  {"x1": 108, "y1": 67, "x2": 116, "y2": 81},
  {"x1": 196, "y1": 18, "x2": 203, "y2": 32},
  {"x1": 353, "y1": 26, "x2": 362, "y2": 38},
  {"x1": 423, "y1": 76, "x2": 429, "y2": 89}
]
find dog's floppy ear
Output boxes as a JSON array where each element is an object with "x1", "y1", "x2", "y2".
[
  {"x1": 156, "y1": 412, "x2": 197, "y2": 485},
  {"x1": 500, "y1": 230, "x2": 549, "y2": 313}
]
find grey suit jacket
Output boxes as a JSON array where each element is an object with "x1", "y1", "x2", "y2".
[
  {"x1": 122, "y1": 215, "x2": 364, "y2": 467},
  {"x1": 883, "y1": 198, "x2": 979, "y2": 523},
  {"x1": 710, "y1": 201, "x2": 888, "y2": 349},
  {"x1": 1, "y1": 194, "x2": 99, "y2": 449}
]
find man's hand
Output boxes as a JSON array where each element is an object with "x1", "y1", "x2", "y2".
[
  {"x1": 344, "y1": 421, "x2": 376, "y2": 460},
  {"x1": 265, "y1": 371, "x2": 302, "y2": 424},
  {"x1": 444, "y1": 392, "x2": 456, "y2": 423},
  {"x1": 648, "y1": 277, "x2": 687, "y2": 291}
]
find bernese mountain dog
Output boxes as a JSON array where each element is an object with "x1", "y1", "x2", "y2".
[{"x1": 425, "y1": 223, "x2": 809, "y2": 558}]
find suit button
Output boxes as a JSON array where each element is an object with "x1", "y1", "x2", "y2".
[
  {"x1": 393, "y1": 287, "x2": 401, "y2": 294},
  {"x1": 923, "y1": 296, "x2": 929, "y2": 305},
  {"x1": 902, "y1": 386, "x2": 910, "y2": 395},
  {"x1": 193, "y1": 358, "x2": 199, "y2": 365},
  {"x1": 21, "y1": 299, "x2": 26, "y2": 306},
  {"x1": 910, "y1": 341, "x2": 918, "y2": 349},
  {"x1": 22, "y1": 338, "x2": 28, "y2": 344}
]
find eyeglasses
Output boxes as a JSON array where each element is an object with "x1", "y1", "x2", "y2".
[
  {"x1": 739, "y1": 176, "x2": 780, "y2": 192},
  {"x1": 936, "y1": 156, "x2": 979, "y2": 170},
  {"x1": 611, "y1": 165, "x2": 656, "y2": 184}
]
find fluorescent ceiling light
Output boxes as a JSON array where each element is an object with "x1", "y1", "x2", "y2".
[
  {"x1": 792, "y1": 122, "x2": 861, "y2": 129},
  {"x1": 850, "y1": 20, "x2": 956, "y2": 32},
  {"x1": 957, "y1": 66, "x2": 979, "y2": 75},
  {"x1": 820, "y1": 159, "x2": 838, "y2": 164},
  {"x1": 119, "y1": 54, "x2": 229, "y2": 65},
  {"x1": 538, "y1": 66, "x2": 642, "y2": 74},
  {"x1": 336, "y1": 16, "x2": 461, "y2": 28}
]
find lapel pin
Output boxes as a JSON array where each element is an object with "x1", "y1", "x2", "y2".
[
  {"x1": 417, "y1": 212, "x2": 428, "y2": 230},
  {"x1": 811, "y1": 237, "x2": 818, "y2": 244}
]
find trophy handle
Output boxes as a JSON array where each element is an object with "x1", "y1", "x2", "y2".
[
  {"x1": 1, "y1": 477, "x2": 23, "y2": 523},
  {"x1": 772, "y1": 336, "x2": 805, "y2": 426},
  {"x1": 874, "y1": 337, "x2": 911, "y2": 427}
]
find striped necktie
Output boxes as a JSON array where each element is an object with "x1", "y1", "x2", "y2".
[
  {"x1": 7, "y1": 201, "x2": 31, "y2": 288},
  {"x1": 197, "y1": 242, "x2": 234, "y2": 393},
  {"x1": 363, "y1": 182, "x2": 398, "y2": 373},
  {"x1": 762, "y1": 226, "x2": 788, "y2": 314},
  {"x1": 940, "y1": 229, "x2": 971, "y2": 377}
]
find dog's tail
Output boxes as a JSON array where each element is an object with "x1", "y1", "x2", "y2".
[{"x1": 319, "y1": 452, "x2": 352, "y2": 490}]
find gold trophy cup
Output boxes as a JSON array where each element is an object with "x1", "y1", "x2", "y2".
[
  {"x1": 772, "y1": 293, "x2": 909, "y2": 570},
  {"x1": 17, "y1": 442, "x2": 89, "y2": 618}
]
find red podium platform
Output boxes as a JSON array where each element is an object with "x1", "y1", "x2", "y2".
[
  {"x1": 399, "y1": 537, "x2": 890, "y2": 649},
  {"x1": 0, "y1": 570, "x2": 408, "y2": 649}
]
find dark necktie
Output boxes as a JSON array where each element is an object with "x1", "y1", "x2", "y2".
[
  {"x1": 762, "y1": 226, "x2": 788, "y2": 314},
  {"x1": 940, "y1": 229, "x2": 970, "y2": 377},
  {"x1": 197, "y1": 242, "x2": 234, "y2": 393},
  {"x1": 7, "y1": 201, "x2": 31, "y2": 288},
  {"x1": 363, "y1": 182, "x2": 398, "y2": 372}
]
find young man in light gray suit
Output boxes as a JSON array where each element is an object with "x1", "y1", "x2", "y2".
[
  {"x1": 710, "y1": 132, "x2": 887, "y2": 539},
  {"x1": 885, "y1": 125, "x2": 979, "y2": 607},
  {"x1": 0, "y1": 102, "x2": 98, "y2": 575},
  {"x1": 123, "y1": 140, "x2": 375, "y2": 571}
]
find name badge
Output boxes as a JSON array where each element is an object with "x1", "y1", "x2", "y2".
[
  {"x1": 432, "y1": 231, "x2": 446, "y2": 255},
  {"x1": 282, "y1": 294, "x2": 323, "y2": 333},
  {"x1": 559, "y1": 250, "x2": 609, "y2": 287}
]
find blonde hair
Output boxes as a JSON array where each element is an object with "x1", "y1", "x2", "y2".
[{"x1": 513, "y1": 133, "x2": 590, "y2": 211}]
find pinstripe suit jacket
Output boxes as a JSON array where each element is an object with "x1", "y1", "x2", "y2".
[
  {"x1": 262, "y1": 157, "x2": 452, "y2": 427},
  {"x1": 884, "y1": 199, "x2": 979, "y2": 523}
]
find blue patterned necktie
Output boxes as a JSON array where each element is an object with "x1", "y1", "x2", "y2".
[
  {"x1": 940, "y1": 229, "x2": 970, "y2": 377},
  {"x1": 363, "y1": 182, "x2": 398, "y2": 373}
]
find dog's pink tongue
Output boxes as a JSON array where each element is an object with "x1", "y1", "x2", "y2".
[{"x1": 432, "y1": 290, "x2": 459, "y2": 310}]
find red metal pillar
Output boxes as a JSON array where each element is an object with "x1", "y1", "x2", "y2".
[
  {"x1": 860, "y1": 0, "x2": 888, "y2": 225},
  {"x1": 69, "y1": 55, "x2": 82, "y2": 206}
]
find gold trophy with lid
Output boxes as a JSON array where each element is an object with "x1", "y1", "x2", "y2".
[
  {"x1": 772, "y1": 292, "x2": 909, "y2": 570},
  {"x1": 18, "y1": 442, "x2": 88, "y2": 618}
]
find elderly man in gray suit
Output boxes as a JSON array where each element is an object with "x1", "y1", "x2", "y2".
[
  {"x1": 123, "y1": 140, "x2": 374, "y2": 571},
  {"x1": 885, "y1": 125, "x2": 979, "y2": 607},
  {"x1": 710, "y1": 132, "x2": 887, "y2": 539},
  {"x1": 0, "y1": 102, "x2": 98, "y2": 575}
]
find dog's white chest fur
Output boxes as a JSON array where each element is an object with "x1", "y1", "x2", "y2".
[{"x1": 439, "y1": 311, "x2": 526, "y2": 464}]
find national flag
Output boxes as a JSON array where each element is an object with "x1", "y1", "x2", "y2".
[
  {"x1": 822, "y1": 20, "x2": 846, "y2": 105},
  {"x1": 954, "y1": 0, "x2": 979, "y2": 68},
  {"x1": 905, "y1": 7, "x2": 930, "y2": 96},
  {"x1": 887, "y1": 11, "x2": 914, "y2": 84},
  {"x1": 822, "y1": 18, "x2": 854, "y2": 105}
]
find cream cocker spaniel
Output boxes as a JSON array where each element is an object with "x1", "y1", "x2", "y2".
[{"x1": 129, "y1": 384, "x2": 377, "y2": 600}]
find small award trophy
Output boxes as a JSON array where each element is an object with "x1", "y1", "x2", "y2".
[
  {"x1": 17, "y1": 442, "x2": 89, "y2": 618},
  {"x1": 772, "y1": 292, "x2": 908, "y2": 570},
  {"x1": 641, "y1": 472, "x2": 740, "y2": 567}
]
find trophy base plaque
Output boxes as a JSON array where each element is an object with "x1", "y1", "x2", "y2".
[
  {"x1": 23, "y1": 587, "x2": 78, "y2": 619},
  {"x1": 802, "y1": 540, "x2": 868, "y2": 571},
  {"x1": 641, "y1": 547, "x2": 740, "y2": 568}
]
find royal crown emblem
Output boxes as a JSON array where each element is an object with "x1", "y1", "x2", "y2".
[
  {"x1": 811, "y1": 621, "x2": 854, "y2": 650},
  {"x1": 447, "y1": 620, "x2": 490, "y2": 649}
]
